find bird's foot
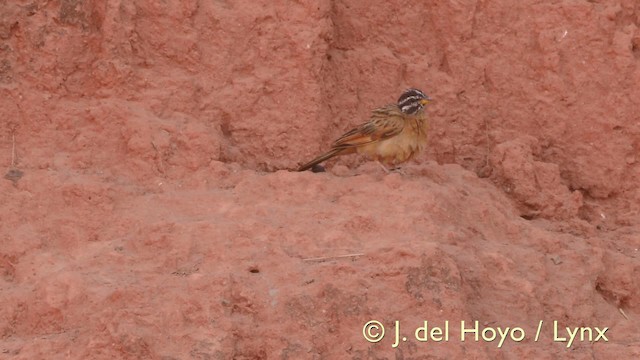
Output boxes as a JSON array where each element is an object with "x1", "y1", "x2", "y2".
[{"x1": 377, "y1": 162, "x2": 405, "y2": 175}]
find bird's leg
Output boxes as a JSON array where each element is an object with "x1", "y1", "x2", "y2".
[
  {"x1": 376, "y1": 161, "x2": 391, "y2": 174},
  {"x1": 386, "y1": 161, "x2": 406, "y2": 175}
]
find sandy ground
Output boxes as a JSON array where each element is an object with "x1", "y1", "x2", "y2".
[{"x1": 1, "y1": 0, "x2": 640, "y2": 359}]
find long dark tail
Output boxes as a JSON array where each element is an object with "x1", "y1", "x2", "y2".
[{"x1": 297, "y1": 148, "x2": 343, "y2": 171}]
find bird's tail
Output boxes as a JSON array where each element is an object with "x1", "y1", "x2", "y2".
[{"x1": 297, "y1": 148, "x2": 343, "y2": 171}]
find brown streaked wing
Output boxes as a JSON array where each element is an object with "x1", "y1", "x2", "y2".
[{"x1": 331, "y1": 105, "x2": 404, "y2": 149}]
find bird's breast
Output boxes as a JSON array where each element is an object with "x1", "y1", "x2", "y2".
[{"x1": 357, "y1": 116, "x2": 428, "y2": 165}]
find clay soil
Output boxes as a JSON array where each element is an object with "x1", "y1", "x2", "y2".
[{"x1": 1, "y1": 1, "x2": 640, "y2": 359}]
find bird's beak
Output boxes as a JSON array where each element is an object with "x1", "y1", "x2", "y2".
[{"x1": 419, "y1": 98, "x2": 431, "y2": 105}]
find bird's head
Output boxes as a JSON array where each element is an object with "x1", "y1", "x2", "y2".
[{"x1": 397, "y1": 88, "x2": 431, "y2": 115}]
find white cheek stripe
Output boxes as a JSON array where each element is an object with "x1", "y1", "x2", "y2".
[
  {"x1": 399, "y1": 95, "x2": 422, "y2": 106},
  {"x1": 401, "y1": 104, "x2": 423, "y2": 114}
]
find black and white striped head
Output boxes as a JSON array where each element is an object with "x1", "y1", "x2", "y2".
[{"x1": 397, "y1": 88, "x2": 431, "y2": 115}]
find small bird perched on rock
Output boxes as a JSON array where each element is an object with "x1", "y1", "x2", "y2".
[{"x1": 297, "y1": 88, "x2": 432, "y2": 172}]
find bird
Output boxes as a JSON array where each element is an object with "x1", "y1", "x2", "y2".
[{"x1": 297, "y1": 88, "x2": 432, "y2": 173}]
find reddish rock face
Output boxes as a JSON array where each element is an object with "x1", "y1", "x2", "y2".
[{"x1": 1, "y1": 0, "x2": 639, "y2": 358}]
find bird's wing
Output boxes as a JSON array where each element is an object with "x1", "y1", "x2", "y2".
[{"x1": 331, "y1": 105, "x2": 405, "y2": 149}]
